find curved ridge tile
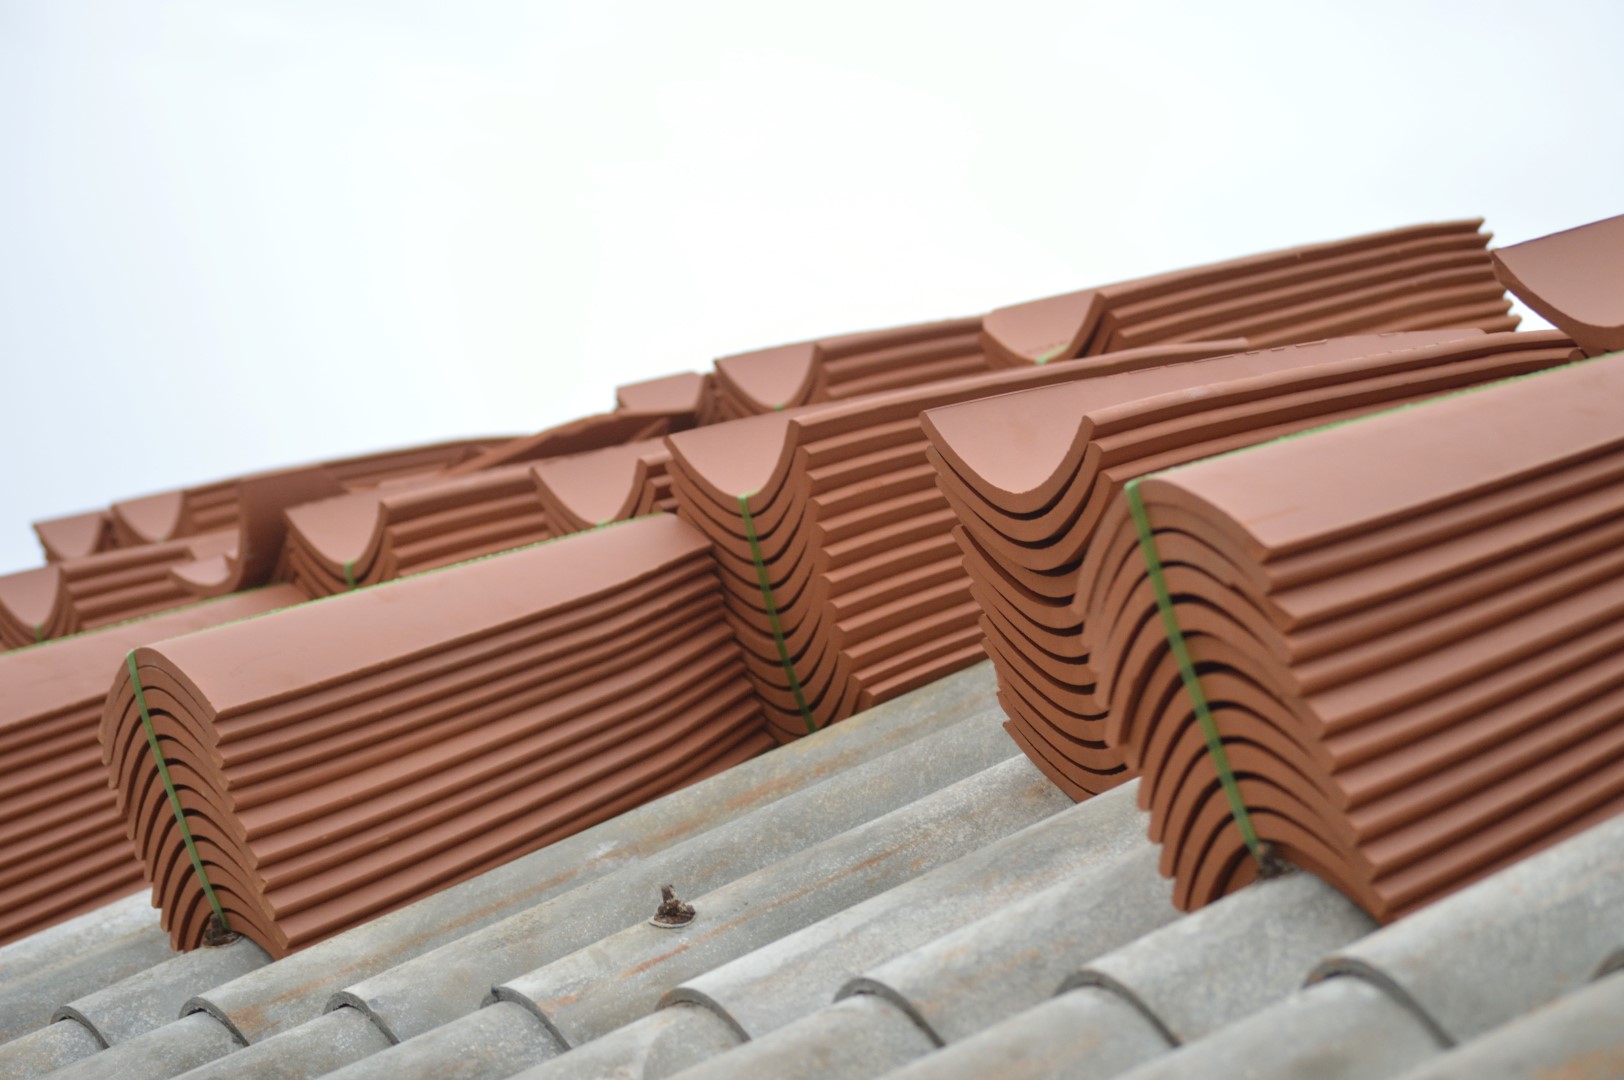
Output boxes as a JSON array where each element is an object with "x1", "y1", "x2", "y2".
[{"x1": 1492, "y1": 214, "x2": 1624, "y2": 357}]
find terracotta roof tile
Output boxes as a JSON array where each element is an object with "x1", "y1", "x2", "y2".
[
  {"x1": 99, "y1": 515, "x2": 769, "y2": 957},
  {"x1": 1084, "y1": 352, "x2": 1624, "y2": 920},
  {"x1": 1491, "y1": 213, "x2": 1624, "y2": 357},
  {"x1": 921, "y1": 329, "x2": 1580, "y2": 800},
  {"x1": 0, "y1": 586, "x2": 303, "y2": 946}
]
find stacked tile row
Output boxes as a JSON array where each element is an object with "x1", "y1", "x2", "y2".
[
  {"x1": 533, "y1": 438, "x2": 679, "y2": 533},
  {"x1": 0, "y1": 585, "x2": 302, "y2": 946},
  {"x1": 280, "y1": 437, "x2": 683, "y2": 598},
  {"x1": 0, "y1": 532, "x2": 236, "y2": 650},
  {"x1": 712, "y1": 317, "x2": 989, "y2": 418},
  {"x1": 32, "y1": 438, "x2": 500, "y2": 563},
  {"x1": 280, "y1": 464, "x2": 561, "y2": 596},
  {"x1": 1081, "y1": 354, "x2": 1624, "y2": 921},
  {"x1": 982, "y1": 219, "x2": 1516, "y2": 366},
  {"x1": 923, "y1": 329, "x2": 1584, "y2": 799},
  {"x1": 666, "y1": 341, "x2": 1242, "y2": 742},
  {"x1": 100, "y1": 515, "x2": 772, "y2": 956}
]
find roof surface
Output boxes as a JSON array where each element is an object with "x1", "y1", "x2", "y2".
[{"x1": 0, "y1": 664, "x2": 1618, "y2": 1080}]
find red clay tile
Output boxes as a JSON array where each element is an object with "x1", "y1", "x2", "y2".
[
  {"x1": 0, "y1": 585, "x2": 303, "y2": 946},
  {"x1": 922, "y1": 329, "x2": 1584, "y2": 798},
  {"x1": 31, "y1": 511, "x2": 115, "y2": 563},
  {"x1": 99, "y1": 515, "x2": 770, "y2": 956},
  {"x1": 280, "y1": 464, "x2": 558, "y2": 597},
  {"x1": 981, "y1": 220, "x2": 1515, "y2": 366},
  {"x1": 668, "y1": 341, "x2": 1244, "y2": 740},
  {"x1": 532, "y1": 439, "x2": 677, "y2": 533},
  {"x1": 1491, "y1": 213, "x2": 1624, "y2": 357},
  {"x1": 713, "y1": 317, "x2": 987, "y2": 416},
  {"x1": 104, "y1": 439, "x2": 500, "y2": 549},
  {"x1": 0, "y1": 532, "x2": 240, "y2": 649},
  {"x1": 1082, "y1": 354, "x2": 1624, "y2": 921}
]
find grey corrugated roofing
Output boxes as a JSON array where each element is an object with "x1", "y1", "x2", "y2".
[
  {"x1": 0, "y1": 893, "x2": 171, "y2": 1045},
  {"x1": 0, "y1": 663, "x2": 1619, "y2": 1080},
  {"x1": 880, "y1": 872, "x2": 1377, "y2": 1079},
  {"x1": 1390, "y1": 971, "x2": 1623, "y2": 1080}
]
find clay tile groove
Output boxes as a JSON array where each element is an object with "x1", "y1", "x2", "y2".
[
  {"x1": 532, "y1": 438, "x2": 677, "y2": 534},
  {"x1": 922, "y1": 329, "x2": 1583, "y2": 802},
  {"x1": 98, "y1": 514, "x2": 772, "y2": 957},
  {"x1": 1079, "y1": 353, "x2": 1624, "y2": 922},
  {"x1": 31, "y1": 510, "x2": 115, "y2": 563}
]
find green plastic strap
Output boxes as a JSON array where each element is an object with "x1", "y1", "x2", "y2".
[
  {"x1": 342, "y1": 560, "x2": 358, "y2": 590},
  {"x1": 736, "y1": 494, "x2": 818, "y2": 735},
  {"x1": 1034, "y1": 345, "x2": 1067, "y2": 366},
  {"x1": 125, "y1": 652, "x2": 231, "y2": 930},
  {"x1": 32, "y1": 624, "x2": 43, "y2": 644},
  {"x1": 1124, "y1": 479, "x2": 1265, "y2": 863}
]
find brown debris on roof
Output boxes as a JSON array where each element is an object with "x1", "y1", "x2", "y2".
[
  {"x1": 1492, "y1": 213, "x2": 1624, "y2": 357},
  {"x1": 667, "y1": 340, "x2": 1244, "y2": 742},
  {"x1": 1082, "y1": 353, "x2": 1624, "y2": 921},
  {"x1": 922, "y1": 329, "x2": 1583, "y2": 799},
  {"x1": 982, "y1": 219, "x2": 1517, "y2": 366},
  {"x1": 0, "y1": 584, "x2": 303, "y2": 946},
  {"x1": 100, "y1": 514, "x2": 771, "y2": 956}
]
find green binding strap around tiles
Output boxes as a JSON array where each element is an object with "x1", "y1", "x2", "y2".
[
  {"x1": 1034, "y1": 345, "x2": 1067, "y2": 366},
  {"x1": 125, "y1": 652, "x2": 231, "y2": 932},
  {"x1": 737, "y1": 493, "x2": 818, "y2": 736},
  {"x1": 342, "y1": 560, "x2": 358, "y2": 590},
  {"x1": 1124, "y1": 479, "x2": 1266, "y2": 864}
]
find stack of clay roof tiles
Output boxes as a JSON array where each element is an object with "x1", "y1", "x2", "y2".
[
  {"x1": 0, "y1": 535, "x2": 237, "y2": 650},
  {"x1": 712, "y1": 317, "x2": 989, "y2": 418},
  {"x1": 0, "y1": 586, "x2": 304, "y2": 946},
  {"x1": 101, "y1": 515, "x2": 770, "y2": 957},
  {"x1": 922, "y1": 328, "x2": 1583, "y2": 799},
  {"x1": 102, "y1": 441, "x2": 502, "y2": 549},
  {"x1": 531, "y1": 438, "x2": 679, "y2": 533},
  {"x1": 980, "y1": 219, "x2": 1514, "y2": 367},
  {"x1": 1080, "y1": 352, "x2": 1624, "y2": 922},
  {"x1": 665, "y1": 341, "x2": 1247, "y2": 742},
  {"x1": 278, "y1": 378, "x2": 713, "y2": 597},
  {"x1": 1, "y1": 442, "x2": 500, "y2": 649},
  {"x1": 279, "y1": 464, "x2": 562, "y2": 596}
]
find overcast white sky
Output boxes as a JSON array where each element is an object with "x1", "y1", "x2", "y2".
[{"x1": 1, "y1": 1, "x2": 1620, "y2": 573}]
